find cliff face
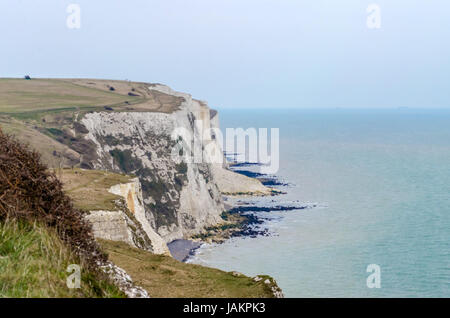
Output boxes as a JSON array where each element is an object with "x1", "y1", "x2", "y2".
[
  {"x1": 85, "y1": 177, "x2": 171, "y2": 255},
  {"x1": 3, "y1": 79, "x2": 272, "y2": 245},
  {"x1": 0, "y1": 78, "x2": 280, "y2": 297},
  {"x1": 78, "y1": 85, "x2": 225, "y2": 242},
  {"x1": 108, "y1": 178, "x2": 170, "y2": 255}
]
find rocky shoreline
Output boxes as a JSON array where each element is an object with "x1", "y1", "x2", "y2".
[{"x1": 177, "y1": 161, "x2": 315, "y2": 263}]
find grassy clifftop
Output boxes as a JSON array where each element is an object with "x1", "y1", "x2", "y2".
[
  {"x1": 58, "y1": 168, "x2": 133, "y2": 211},
  {"x1": 0, "y1": 78, "x2": 185, "y2": 169},
  {"x1": 100, "y1": 239, "x2": 279, "y2": 298},
  {"x1": 0, "y1": 78, "x2": 137, "y2": 114},
  {"x1": 0, "y1": 78, "x2": 183, "y2": 116}
]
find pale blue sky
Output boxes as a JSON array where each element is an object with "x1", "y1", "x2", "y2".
[{"x1": 1, "y1": 0, "x2": 449, "y2": 108}]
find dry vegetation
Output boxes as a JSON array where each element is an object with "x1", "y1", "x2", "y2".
[
  {"x1": 0, "y1": 129, "x2": 105, "y2": 268},
  {"x1": 0, "y1": 115, "x2": 80, "y2": 167},
  {"x1": 58, "y1": 168, "x2": 133, "y2": 211},
  {"x1": 0, "y1": 129, "x2": 126, "y2": 297}
]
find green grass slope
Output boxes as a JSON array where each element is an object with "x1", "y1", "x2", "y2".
[
  {"x1": 100, "y1": 240, "x2": 280, "y2": 298},
  {"x1": 0, "y1": 78, "x2": 138, "y2": 114},
  {"x1": 0, "y1": 78, "x2": 183, "y2": 116},
  {"x1": 0, "y1": 220, "x2": 125, "y2": 298}
]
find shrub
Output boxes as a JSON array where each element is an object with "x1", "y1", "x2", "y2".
[
  {"x1": 175, "y1": 162, "x2": 188, "y2": 174},
  {"x1": 109, "y1": 149, "x2": 142, "y2": 173},
  {"x1": 0, "y1": 128, "x2": 106, "y2": 269}
]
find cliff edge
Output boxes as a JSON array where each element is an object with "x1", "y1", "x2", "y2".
[{"x1": 0, "y1": 78, "x2": 272, "y2": 246}]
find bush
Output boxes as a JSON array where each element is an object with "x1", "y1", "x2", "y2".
[
  {"x1": 175, "y1": 162, "x2": 188, "y2": 174},
  {"x1": 0, "y1": 128, "x2": 106, "y2": 269}
]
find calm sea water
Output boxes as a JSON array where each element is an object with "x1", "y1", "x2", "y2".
[{"x1": 190, "y1": 109, "x2": 450, "y2": 297}]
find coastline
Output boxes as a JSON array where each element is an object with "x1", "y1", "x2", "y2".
[
  {"x1": 167, "y1": 239, "x2": 202, "y2": 262},
  {"x1": 174, "y1": 160, "x2": 312, "y2": 263}
]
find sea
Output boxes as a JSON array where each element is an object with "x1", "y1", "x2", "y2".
[{"x1": 188, "y1": 108, "x2": 450, "y2": 297}]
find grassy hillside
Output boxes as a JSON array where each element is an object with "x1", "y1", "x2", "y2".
[
  {"x1": 0, "y1": 78, "x2": 183, "y2": 116},
  {"x1": 59, "y1": 169, "x2": 282, "y2": 298},
  {"x1": 0, "y1": 220, "x2": 125, "y2": 298},
  {"x1": 0, "y1": 78, "x2": 138, "y2": 114},
  {"x1": 0, "y1": 128, "x2": 127, "y2": 298},
  {"x1": 58, "y1": 168, "x2": 133, "y2": 211},
  {"x1": 100, "y1": 239, "x2": 279, "y2": 298},
  {"x1": 0, "y1": 78, "x2": 185, "y2": 169}
]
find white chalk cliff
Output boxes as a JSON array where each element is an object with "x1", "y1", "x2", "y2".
[
  {"x1": 85, "y1": 177, "x2": 170, "y2": 255},
  {"x1": 75, "y1": 84, "x2": 270, "y2": 246}
]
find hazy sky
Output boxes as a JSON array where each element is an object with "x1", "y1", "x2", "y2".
[{"x1": 1, "y1": 0, "x2": 449, "y2": 109}]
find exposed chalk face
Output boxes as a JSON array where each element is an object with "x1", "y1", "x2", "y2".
[
  {"x1": 79, "y1": 84, "x2": 271, "y2": 244},
  {"x1": 85, "y1": 210, "x2": 135, "y2": 245},
  {"x1": 108, "y1": 179, "x2": 171, "y2": 255},
  {"x1": 79, "y1": 87, "x2": 224, "y2": 243}
]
